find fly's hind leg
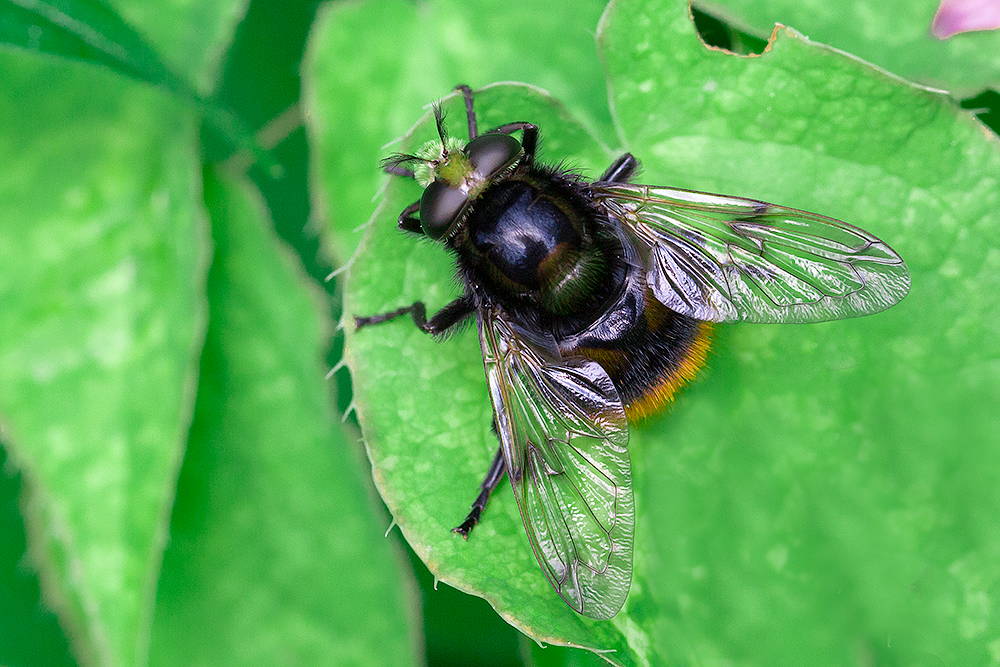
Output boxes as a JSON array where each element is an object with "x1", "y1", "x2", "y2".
[
  {"x1": 453, "y1": 430, "x2": 506, "y2": 538},
  {"x1": 355, "y1": 294, "x2": 505, "y2": 538}
]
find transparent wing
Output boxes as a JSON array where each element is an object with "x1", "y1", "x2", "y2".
[
  {"x1": 592, "y1": 183, "x2": 910, "y2": 323},
  {"x1": 477, "y1": 306, "x2": 633, "y2": 620}
]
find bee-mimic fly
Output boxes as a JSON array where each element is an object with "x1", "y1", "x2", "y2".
[{"x1": 354, "y1": 85, "x2": 909, "y2": 619}]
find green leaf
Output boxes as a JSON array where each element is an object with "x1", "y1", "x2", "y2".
[
  {"x1": 304, "y1": 0, "x2": 613, "y2": 264},
  {"x1": 0, "y1": 55, "x2": 208, "y2": 667},
  {"x1": 337, "y1": 0, "x2": 1000, "y2": 663},
  {"x1": 0, "y1": 0, "x2": 271, "y2": 172},
  {"x1": 0, "y1": 0, "x2": 245, "y2": 94},
  {"x1": 0, "y1": 0, "x2": 192, "y2": 97},
  {"x1": 699, "y1": 0, "x2": 1000, "y2": 93},
  {"x1": 527, "y1": 639, "x2": 613, "y2": 667},
  {"x1": 147, "y1": 168, "x2": 420, "y2": 667},
  {"x1": 105, "y1": 0, "x2": 247, "y2": 94},
  {"x1": 0, "y1": 447, "x2": 76, "y2": 667},
  {"x1": 602, "y1": 1, "x2": 1000, "y2": 662},
  {"x1": 0, "y1": 0, "x2": 245, "y2": 663}
]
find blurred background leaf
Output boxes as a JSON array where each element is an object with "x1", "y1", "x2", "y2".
[
  {"x1": 0, "y1": 51, "x2": 210, "y2": 667},
  {"x1": 0, "y1": 0, "x2": 421, "y2": 665},
  {"x1": 0, "y1": 0, "x2": 242, "y2": 92},
  {"x1": 146, "y1": 167, "x2": 419, "y2": 667}
]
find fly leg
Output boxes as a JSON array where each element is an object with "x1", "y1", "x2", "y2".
[
  {"x1": 454, "y1": 83, "x2": 539, "y2": 164},
  {"x1": 453, "y1": 440, "x2": 506, "y2": 538},
  {"x1": 455, "y1": 84, "x2": 478, "y2": 139},
  {"x1": 600, "y1": 153, "x2": 639, "y2": 183},
  {"x1": 354, "y1": 294, "x2": 475, "y2": 336},
  {"x1": 487, "y1": 121, "x2": 538, "y2": 164},
  {"x1": 355, "y1": 294, "x2": 504, "y2": 538},
  {"x1": 393, "y1": 200, "x2": 422, "y2": 235}
]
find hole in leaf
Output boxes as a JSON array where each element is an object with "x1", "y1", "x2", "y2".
[
  {"x1": 691, "y1": 4, "x2": 769, "y2": 55},
  {"x1": 961, "y1": 89, "x2": 1000, "y2": 137}
]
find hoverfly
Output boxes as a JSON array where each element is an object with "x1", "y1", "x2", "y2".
[{"x1": 354, "y1": 85, "x2": 909, "y2": 619}]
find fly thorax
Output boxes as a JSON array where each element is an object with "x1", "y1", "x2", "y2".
[{"x1": 466, "y1": 180, "x2": 605, "y2": 316}]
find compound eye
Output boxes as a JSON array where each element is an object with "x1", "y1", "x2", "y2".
[
  {"x1": 420, "y1": 180, "x2": 469, "y2": 240},
  {"x1": 465, "y1": 133, "x2": 521, "y2": 178}
]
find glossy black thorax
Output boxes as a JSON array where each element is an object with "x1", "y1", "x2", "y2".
[
  {"x1": 468, "y1": 181, "x2": 580, "y2": 293},
  {"x1": 450, "y1": 163, "x2": 632, "y2": 337}
]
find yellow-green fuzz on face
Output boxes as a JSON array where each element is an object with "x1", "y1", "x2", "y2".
[{"x1": 412, "y1": 136, "x2": 469, "y2": 187}]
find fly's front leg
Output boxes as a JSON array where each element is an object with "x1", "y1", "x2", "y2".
[
  {"x1": 488, "y1": 122, "x2": 538, "y2": 164},
  {"x1": 395, "y1": 200, "x2": 422, "y2": 235},
  {"x1": 354, "y1": 294, "x2": 475, "y2": 337},
  {"x1": 455, "y1": 84, "x2": 478, "y2": 139},
  {"x1": 452, "y1": 84, "x2": 538, "y2": 163}
]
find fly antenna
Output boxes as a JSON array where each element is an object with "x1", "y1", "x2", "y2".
[
  {"x1": 381, "y1": 153, "x2": 421, "y2": 179},
  {"x1": 433, "y1": 105, "x2": 449, "y2": 148}
]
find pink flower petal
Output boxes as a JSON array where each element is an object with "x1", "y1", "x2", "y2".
[{"x1": 932, "y1": 0, "x2": 1000, "y2": 38}]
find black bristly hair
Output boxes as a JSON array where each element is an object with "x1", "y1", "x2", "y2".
[
  {"x1": 381, "y1": 153, "x2": 421, "y2": 178},
  {"x1": 381, "y1": 105, "x2": 454, "y2": 179},
  {"x1": 432, "y1": 104, "x2": 449, "y2": 146}
]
